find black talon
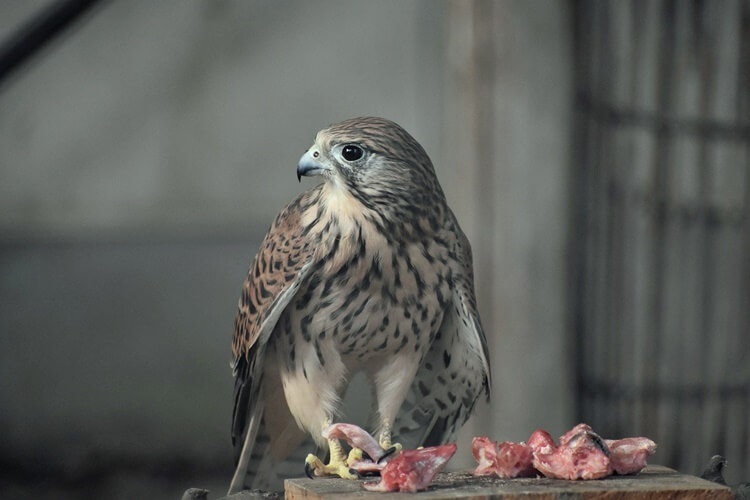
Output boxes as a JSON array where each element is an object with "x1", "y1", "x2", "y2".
[
  {"x1": 305, "y1": 462, "x2": 315, "y2": 479},
  {"x1": 361, "y1": 450, "x2": 373, "y2": 461},
  {"x1": 378, "y1": 446, "x2": 398, "y2": 463},
  {"x1": 349, "y1": 468, "x2": 362, "y2": 479}
]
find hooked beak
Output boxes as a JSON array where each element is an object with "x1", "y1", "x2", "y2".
[{"x1": 297, "y1": 150, "x2": 326, "y2": 182}]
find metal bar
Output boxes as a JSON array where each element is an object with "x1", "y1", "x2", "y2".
[
  {"x1": 0, "y1": 0, "x2": 105, "y2": 87},
  {"x1": 580, "y1": 380, "x2": 750, "y2": 402},
  {"x1": 576, "y1": 92, "x2": 750, "y2": 143},
  {"x1": 568, "y1": 0, "x2": 591, "y2": 425}
]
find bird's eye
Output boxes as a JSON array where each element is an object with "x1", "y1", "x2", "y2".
[{"x1": 341, "y1": 144, "x2": 364, "y2": 162}]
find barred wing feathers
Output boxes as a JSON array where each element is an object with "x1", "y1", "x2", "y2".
[{"x1": 229, "y1": 193, "x2": 317, "y2": 494}]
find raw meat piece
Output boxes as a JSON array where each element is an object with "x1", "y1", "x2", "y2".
[
  {"x1": 348, "y1": 458, "x2": 386, "y2": 474},
  {"x1": 527, "y1": 429, "x2": 556, "y2": 455},
  {"x1": 606, "y1": 437, "x2": 657, "y2": 475},
  {"x1": 363, "y1": 444, "x2": 457, "y2": 493},
  {"x1": 471, "y1": 437, "x2": 534, "y2": 478},
  {"x1": 533, "y1": 427, "x2": 612, "y2": 480},
  {"x1": 559, "y1": 423, "x2": 594, "y2": 446},
  {"x1": 494, "y1": 441, "x2": 535, "y2": 478},
  {"x1": 472, "y1": 437, "x2": 499, "y2": 476},
  {"x1": 322, "y1": 423, "x2": 389, "y2": 462},
  {"x1": 471, "y1": 423, "x2": 657, "y2": 481}
]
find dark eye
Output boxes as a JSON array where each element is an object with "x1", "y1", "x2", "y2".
[{"x1": 341, "y1": 144, "x2": 364, "y2": 162}]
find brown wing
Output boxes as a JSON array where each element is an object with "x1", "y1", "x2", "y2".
[
  {"x1": 231, "y1": 198, "x2": 315, "y2": 362},
  {"x1": 230, "y1": 191, "x2": 317, "y2": 491},
  {"x1": 450, "y1": 213, "x2": 491, "y2": 392}
]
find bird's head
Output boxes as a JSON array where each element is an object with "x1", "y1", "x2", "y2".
[{"x1": 297, "y1": 117, "x2": 446, "y2": 232}]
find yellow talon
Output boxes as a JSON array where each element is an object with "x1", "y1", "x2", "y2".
[
  {"x1": 347, "y1": 447, "x2": 364, "y2": 466},
  {"x1": 304, "y1": 452, "x2": 358, "y2": 479},
  {"x1": 376, "y1": 441, "x2": 402, "y2": 463},
  {"x1": 379, "y1": 437, "x2": 403, "y2": 456},
  {"x1": 306, "y1": 420, "x2": 359, "y2": 479}
]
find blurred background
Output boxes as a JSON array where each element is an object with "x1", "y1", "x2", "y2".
[{"x1": 0, "y1": 0, "x2": 747, "y2": 498}]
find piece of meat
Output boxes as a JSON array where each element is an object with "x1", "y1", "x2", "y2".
[
  {"x1": 472, "y1": 423, "x2": 657, "y2": 481},
  {"x1": 605, "y1": 437, "x2": 657, "y2": 475},
  {"x1": 472, "y1": 437, "x2": 499, "y2": 476},
  {"x1": 533, "y1": 428, "x2": 612, "y2": 480},
  {"x1": 471, "y1": 437, "x2": 535, "y2": 478},
  {"x1": 527, "y1": 429, "x2": 556, "y2": 455},
  {"x1": 494, "y1": 441, "x2": 536, "y2": 478},
  {"x1": 363, "y1": 444, "x2": 457, "y2": 493},
  {"x1": 322, "y1": 423, "x2": 388, "y2": 463},
  {"x1": 559, "y1": 423, "x2": 594, "y2": 446},
  {"x1": 473, "y1": 437, "x2": 537, "y2": 480},
  {"x1": 348, "y1": 458, "x2": 386, "y2": 474}
]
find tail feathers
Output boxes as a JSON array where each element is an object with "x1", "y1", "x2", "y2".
[
  {"x1": 231, "y1": 415, "x2": 317, "y2": 493},
  {"x1": 231, "y1": 373, "x2": 254, "y2": 465},
  {"x1": 228, "y1": 399, "x2": 264, "y2": 494},
  {"x1": 393, "y1": 391, "x2": 460, "y2": 450},
  {"x1": 247, "y1": 437, "x2": 315, "y2": 491}
]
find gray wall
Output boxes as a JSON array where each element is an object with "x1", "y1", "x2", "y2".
[
  {"x1": 0, "y1": 1, "x2": 574, "y2": 498},
  {"x1": 440, "y1": 0, "x2": 574, "y2": 462},
  {"x1": 572, "y1": 0, "x2": 750, "y2": 484},
  {"x1": 0, "y1": 0, "x2": 444, "y2": 236}
]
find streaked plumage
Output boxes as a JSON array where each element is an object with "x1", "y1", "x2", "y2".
[{"x1": 229, "y1": 117, "x2": 490, "y2": 493}]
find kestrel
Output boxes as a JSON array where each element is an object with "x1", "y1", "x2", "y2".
[{"x1": 228, "y1": 117, "x2": 491, "y2": 493}]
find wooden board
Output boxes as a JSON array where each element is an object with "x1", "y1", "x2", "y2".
[{"x1": 284, "y1": 466, "x2": 733, "y2": 499}]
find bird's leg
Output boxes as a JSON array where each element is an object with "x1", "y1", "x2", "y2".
[
  {"x1": 377, "y1": 417, "x2": 402, "y2": 460},
  {"x1": 304, "y1": 419, "x2": 358, "y2": 479},
  {"x1": 373, "y1": 355, "x2": 418, "y2": 460}
]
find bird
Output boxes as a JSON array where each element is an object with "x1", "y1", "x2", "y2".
[
  {"x1": 228, "y1": 117, "x2": 491, "y2": 494},
  {"x1": 700, "y1": 455, "x2": 750, "y2": 500},
  {"x1": 700, "y1": 455, "x2": 727, "y2": 485}
]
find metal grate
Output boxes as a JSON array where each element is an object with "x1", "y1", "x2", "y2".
[{"x1": 570, "y1": 0, "x2": 750, "y2": 482}]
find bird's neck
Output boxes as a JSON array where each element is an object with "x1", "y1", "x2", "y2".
[
  {"x1": 303, "y1": 181, "x2": 446, "y2": 243},
  {"x1": 320, "y1": 182, "x2": 365, "y2": 224}
]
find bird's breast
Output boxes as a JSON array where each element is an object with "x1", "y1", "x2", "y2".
[{"x1": 276, "y1": 228, "x2": 452, "y2": 371}]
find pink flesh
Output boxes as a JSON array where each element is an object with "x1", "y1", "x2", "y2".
[
  {"x1": 534, "y1": 449, "x2": 609, "y2": 480},
  {"x1": 494, "y1": 441, "x2": 535, "y2": 478},
  {"x1": 363, "y1": 444, "x2": 457, "y2": 493},
  {"x1": 322, "y1": 423, "x2": 386, "y2": 462},
  {"x1": 348, "y1": 458, "x2": 386, "y2": 474},
  {"x1": 606, "y1": 437, "x2": 657, "y2": 475},
  {"x1": 472, "y1": 424, "x2": 657, "y2": 481},
  {"x1": 472, "y1": 437, "x2": 499, "y2": 476},
  {"x1": 533, "y1": 428, "x2": 612, "y2": 480},
  {"x1": 527, "y1": 429, "x2": 556, "y2": 455},
  {"x1": 472, "y1": 437, "x2": 535, "y2": 478},
  {"x1": 533, "y1": 439, "x2": 612, "y2": 480},
  {"x1": 362, "y1": 479, "x2": 390, "y2": 492},
  {"x1": 559, "y1": 423, "x2": 594, "y2": 446}
]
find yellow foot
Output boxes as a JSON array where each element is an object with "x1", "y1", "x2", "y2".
[{"x1": 305, "y1": 453, "x2": 358, "y2": 479}]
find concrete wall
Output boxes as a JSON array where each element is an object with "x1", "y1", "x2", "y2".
[
  {"x1": 0, "y1": 1, "x2": 574, "y2": 498},
  {"x1": 441, "y1": 0, "x2": 574, "y2": 465},
  {"x1": 0, "y1": 0, "x2": 445, "y2": 237}
]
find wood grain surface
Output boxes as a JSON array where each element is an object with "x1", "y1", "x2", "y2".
[{"x1": 284, "y1": 465, "x2": 732, "y2": 499}]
